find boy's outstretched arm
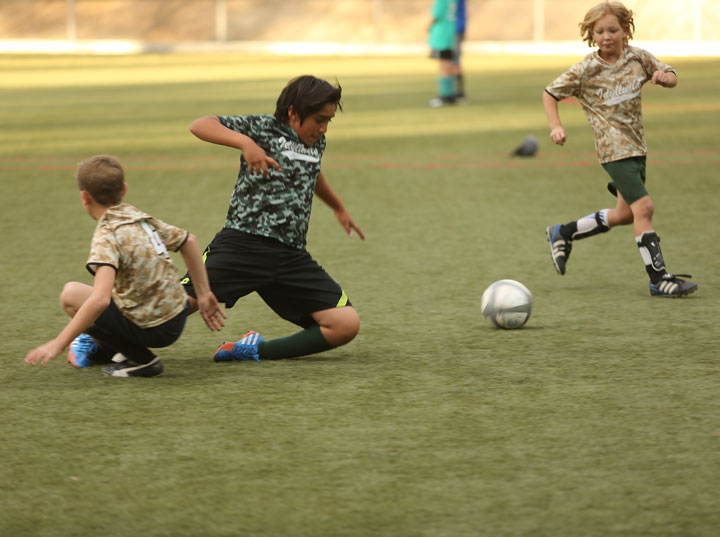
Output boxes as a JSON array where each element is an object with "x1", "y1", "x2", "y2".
[
  {"x1": 180, "y1": 233, "x2": 226, "y2": 331},
  {"x1": 25, "y1": 266, "x2": 115, "y2": 366},
  {"x1": 543, "y1": 91, "x2": 567, "y2": 146},
  {"x1": 189, "y1": 116, "x2": 280, "y2": 176},
  {"x1": 315, "y1": 171, "x2": 365, "y2": 240}
]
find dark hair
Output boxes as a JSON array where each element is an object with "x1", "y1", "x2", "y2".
[
  {"x1": 76, "y1": 155, "x2": 124, "y2": 206},
  {"x1": 274, "y1": 75, "x2": 342, "y2": 124}
]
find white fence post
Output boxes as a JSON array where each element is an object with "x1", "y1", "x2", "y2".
[
  {"x1": 533, "y1": 0, "x2": 544, "y2": 42},
  {"x1": 216, "y1": 0, "x2": 228, "y2": 41},
  {"x1": 67, "y1": 0, "x2": 77, "y2": 40}
]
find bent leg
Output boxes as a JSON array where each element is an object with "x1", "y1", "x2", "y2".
[
  {"x1": 606, "y1": 191, "x2": 634, "y2": 227},
  {"x1": 312, "y1": 305, "x2": 360, "y2": 347},
  {"x1": 628, "y1": 195, "x2": 655, "y2": 236},
  {"x1": 254, "y1": 307, "x2": 359, "y2": 361},
  {"x1": 60, "y1": 281, "x2": 93, "y2": 318}
]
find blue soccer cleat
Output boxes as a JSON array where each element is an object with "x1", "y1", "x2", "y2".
[
  {"x1": 67, "y1": 333, "x2": 99, "y2": 368},
  {"x1": 546, "y1": 224, "x2": 572, "y2": 275},
  {"x1": 213, "y1": 331, "x2": 264, "y2": 362}
]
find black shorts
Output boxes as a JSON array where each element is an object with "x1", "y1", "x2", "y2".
[
  {"x1": 182, "y1": 229, "x2": 350, "y2": 328},
  {"x1": 92, "y1": 299, "x2": 188, "y2": 349},
  {"x1": 430, "y1": 49, "x2": 456, "y2": 61}
]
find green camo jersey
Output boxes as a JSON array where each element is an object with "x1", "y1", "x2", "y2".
[{"x1": 218, "y1": 114, "x2": 325, "y2": 249}]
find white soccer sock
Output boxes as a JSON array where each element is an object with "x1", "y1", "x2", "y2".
[{"x1": 572, "y1": 209, "x2": 610, "y2": 240}]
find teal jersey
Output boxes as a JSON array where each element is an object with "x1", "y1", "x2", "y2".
[
  {"x1": 428, "y1": 0, "x2": 457, "y2": 51},
  {"x1": 218, "y1": 114, "x2": 325, "y2": 249}
]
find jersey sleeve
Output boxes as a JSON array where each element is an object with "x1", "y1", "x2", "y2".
[
  {"x1": 218, "y1": 114, "x2": 274, "y2": 152},
  {"x1": 635, "y1": 48, "x2": 675, "y2": 78},
  {"x1": 86, "y1": 228, "x2": 119, "y2": 275},
  {"x1": 545, "y1": 60, "x2": 585, "y2": 101},
  {"x1": 146, "y1": 217, "x2": 189, "y2": 252}
]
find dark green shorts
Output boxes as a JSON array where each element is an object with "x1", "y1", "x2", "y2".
[{"x1": 602, "y1": 156, "x2": 648, "y2": 205}]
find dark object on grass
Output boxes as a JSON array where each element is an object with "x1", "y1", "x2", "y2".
[{"x1": 511, "y1": 135, "x2": 539, "y2": 157}]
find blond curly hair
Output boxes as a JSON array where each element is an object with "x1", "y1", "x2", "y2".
[{"x1": 579, "y1": 1, "x2": 635, "y2": 48}]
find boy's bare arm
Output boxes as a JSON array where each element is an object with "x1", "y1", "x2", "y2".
[
  {"x1": 543, "y1": 91, "x2": 567, "y2": 146},
  {"x1": 315, "y1": 171, "x2": 365, "y2": 240},
  {"x1": 25, "y1": 266, "x2": 115, "y2": 366},
  {"x1": 179, "y1": 233, "x2": 226, "y2": 331},
  {"x1": 189, "y1": 116, "x2": 280, "y2": 176}
]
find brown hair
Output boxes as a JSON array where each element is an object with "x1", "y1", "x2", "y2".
[
  {"x1": 579, "y1": 1, "x2": 635, "y2": 47},
  {"x1": 76, "y1": 155, "x2": 125, "y2": 206}
]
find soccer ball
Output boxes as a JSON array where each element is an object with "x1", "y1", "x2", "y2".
[{"x1": 481, "y1": 279, "x2": 532, "y2": 329}]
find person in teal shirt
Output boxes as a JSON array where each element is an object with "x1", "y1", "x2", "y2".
[{"x1": 428, "y1": 0, "x2": 458, "y2": 107}]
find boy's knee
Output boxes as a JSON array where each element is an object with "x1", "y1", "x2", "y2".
[
  {"x1": 318, "y1": 306, "x2": 360, "y2": 347},
  {"x1": 60, "y1": 281, "x2": 80, "y2": 306},
  {"x1": 631, "y1": 196, "x2": 654, "y2": 220},
  {"x1": 340, "y1": 308, "x2": 360, "y2": 342},
  {"x1": 60, "y1": 281, "x2": 92, "y2": 315}
]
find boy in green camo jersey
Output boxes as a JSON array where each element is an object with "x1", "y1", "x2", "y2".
[
  {"x1": 543, "y1": 1, "x2": 697, "y2": 297},
  {"x1": 182, "y1": 75, "x2": 365, "y2": 362}
]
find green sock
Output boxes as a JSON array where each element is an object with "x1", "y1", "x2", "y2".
[
  {"x1": 438, "y1": 76, "x2": 455, "y2": 100},
  {"x1": 258, "y1": 324, "x2": 332, "y2": 360}
]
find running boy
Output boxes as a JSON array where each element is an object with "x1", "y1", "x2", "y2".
[
  {"x1": 24, "y1": 155, "x2": 226, "y2": 377},
  {"x1": 543, "y1": 1, "x2": 697, "y2": 297},
  {"x1": 182, "y1": 75, "x2": 364, "y2": 362}
]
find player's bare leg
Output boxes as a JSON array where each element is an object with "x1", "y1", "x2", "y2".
[
  {"x1": 60, "y1": 281, "x2": 94, "y2": 318},
  {"x1": 311, "y1": 306, "x2": 360, "y2": 347}
]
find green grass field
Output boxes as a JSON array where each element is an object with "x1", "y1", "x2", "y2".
[{"x1": 1, "y1": 52, "x2": 719, "y2": 537}]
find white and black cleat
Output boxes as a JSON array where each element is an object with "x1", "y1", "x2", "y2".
[{"x1": 649, "y1": 273, "x2": 698, "y2": 297}]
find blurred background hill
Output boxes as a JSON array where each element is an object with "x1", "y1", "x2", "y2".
[{"x1": 1, "y1": 0, "x2": 718, "y2": 45}]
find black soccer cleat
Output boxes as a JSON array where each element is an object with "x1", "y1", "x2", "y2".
[
  {"x1": 102, "y1": 356, "x2": 164, "y2": 377},
  {"x1": 546, "y1": 224, "x2": 572, "y2": 275},
  {"x1": 649, "y1": 273, "x2": 698, "y2": 297}
]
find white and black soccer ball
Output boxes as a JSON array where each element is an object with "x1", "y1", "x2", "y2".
[{"x1": 481, "y1": 279, "x2": 532, "y2": 329}]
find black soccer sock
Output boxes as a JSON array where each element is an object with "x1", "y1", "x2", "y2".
[
  {"x1": 636, "y1": 231, "x2": 667, "y2": 284},
  {"x1": 560, "y1": 210, "x2": 610, "y2": 241},
  {"x1": 258, "y1": 324, "x2": 333, "y2": 360},
  {"x1": 455, "y1": 73, "x2": 465, "y2": 98}
]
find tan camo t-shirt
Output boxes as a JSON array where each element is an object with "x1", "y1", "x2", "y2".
[
  {"x1": 545, "y1": 46, "x2": 675, "y2": 164},
  {"x1": 87, "y1": 203, "x2": 189, "y2": 328}
]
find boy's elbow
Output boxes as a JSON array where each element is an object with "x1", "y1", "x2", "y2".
[
  {"x1": 93, "y1": 293, "x2": 112, "y2": 311},
  {"x1": 189, "y1": 119, "x2": 203, "y2": 136},
  {"x1": 189, "y1": 116, "x2": 219, "y2": 136}
]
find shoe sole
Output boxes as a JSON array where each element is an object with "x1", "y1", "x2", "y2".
[
  {"x1": 546, "y1": 226, "x2": 566, "y2": 275},
  {"x1": 67, "y1": 356, "x2": 91, "y2": 368},
  {"x1": 650, "y1": 284, "x2": 698, "y2": 297},
  {"x1": 102, "y1": 358, "x2": 164, "y2": 377}
]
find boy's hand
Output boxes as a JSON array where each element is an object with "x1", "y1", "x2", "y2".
[
  {"x1": 243, "y1": 141, "x2": 281, "y2": 177},
  {"x1": 25, "y1": 339, "x2": 64, "y2": 367},
  {"x1": 334, "y1": 209, "x2": 365, "y2": 240},
  {"x1": 549, "y1": 126, "x2": 567, "y2": 146},
  {"x1": 651, "y1": 70, "x2": 677, "y2": 87},
  {"x1": 197, "y1": 292, "x2": 227, "y2": 331}
]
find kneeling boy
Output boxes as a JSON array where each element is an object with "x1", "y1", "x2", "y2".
[{"x1": 24, "y1": 155, "x2": 226, "y2": 377}]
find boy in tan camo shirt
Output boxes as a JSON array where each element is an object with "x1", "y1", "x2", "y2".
[
  {"x1": 543, "y1": 1, "x2": 697, "y2": 297},
  {"x1": 24, "y1": 155, "x2": 226, "y2": 377}
]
